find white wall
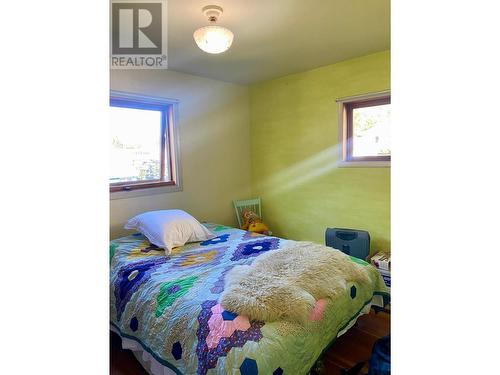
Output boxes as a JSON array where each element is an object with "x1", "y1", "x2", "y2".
[{"x1": 110, "y1": 69, "x2": 251, "y2": 239}]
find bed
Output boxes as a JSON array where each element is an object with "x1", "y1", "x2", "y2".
[{"x1": 110, "y1": 223, "x2": 389, "y2": 375}]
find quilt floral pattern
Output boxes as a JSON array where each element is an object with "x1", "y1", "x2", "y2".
[{"x1": 110, "y1": 224, "x2": 388, "y2": 375}]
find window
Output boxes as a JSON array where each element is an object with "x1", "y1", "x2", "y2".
[
  {"x1": 110, "y1": 92, "x2": 180, "y2": 193},
  {"x1": 338, "y1": 92, "x2": 391, "y2": 167}
]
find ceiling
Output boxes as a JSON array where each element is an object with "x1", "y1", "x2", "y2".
[{"x1": 167, "y1": 0, "x2": 390, "y2": 85}]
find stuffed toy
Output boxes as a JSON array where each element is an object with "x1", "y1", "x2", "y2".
[{"x1": 241, "y1": 209, "x2": 272, "y2": 236}]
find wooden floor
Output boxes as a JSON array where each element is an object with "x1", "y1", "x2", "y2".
[
  {"x1": 110, "y1": 309, "x2": 390, "y2": 375},
  {"x1": 322, "y1": 309, "x2": 390, "y2": 374},
  {"x1": 110, "y1": 330, "x2": 149, "y2": 375}
]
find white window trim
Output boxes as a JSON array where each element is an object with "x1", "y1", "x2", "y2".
[
  {"x1": 336, "y1": 90, "x2": 391, "y2": 168},
  {"x1": 109, "y1": 90, "x2": 183, "y2": 200}
]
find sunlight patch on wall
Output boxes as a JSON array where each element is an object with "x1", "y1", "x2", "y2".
[{"x1": 256, "y1": 144, "x2": 341, "y2": 197}]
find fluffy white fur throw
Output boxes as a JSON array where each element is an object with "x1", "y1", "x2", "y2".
[{"x1": 220, "y1": 242, "x2": 372, "y2": 324}]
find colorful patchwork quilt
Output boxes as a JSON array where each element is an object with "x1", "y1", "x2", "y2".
[{"x1": 110, "y1": 224, "x2": 389, "y2": 375}]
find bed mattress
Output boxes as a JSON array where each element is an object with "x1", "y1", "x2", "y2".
[{"x1": 110, "y1": 223, "x2": 389, "y2": 375}]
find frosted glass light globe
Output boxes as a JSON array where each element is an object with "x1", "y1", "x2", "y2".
[{"x1": 193, "y1": 25, "x2": 234, "y2": 54}]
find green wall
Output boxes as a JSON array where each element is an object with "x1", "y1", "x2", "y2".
[{"x1": 249, "y1": 51, "x2": 390, "y2": 253}]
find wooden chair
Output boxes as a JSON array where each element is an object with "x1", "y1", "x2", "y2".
[{"x1": 233, "y1": 198, "x2": 262, "y2": 228}]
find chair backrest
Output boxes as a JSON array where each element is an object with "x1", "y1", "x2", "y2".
[{"x1": 233, "y1": 198, "x2": 262, "y2": 228}]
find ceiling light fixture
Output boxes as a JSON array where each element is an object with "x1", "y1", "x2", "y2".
[{"x1": 193, "y1": 5, "x2": 234, "y2": 54}]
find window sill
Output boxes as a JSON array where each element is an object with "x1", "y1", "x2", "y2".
[
  {"x1": 110, "y1": 182, "x2": 182, "y2": 200},
  {"x1": 337, "y1": 160, "x2": 391, "y2": 168}
]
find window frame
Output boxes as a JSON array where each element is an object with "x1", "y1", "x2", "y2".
[
  {"x1": 337, "y1": 91, "x2": 391, "y2": 168},
  {"x1": 110, "y1": 91, "x2": 182, "y2": 198}
]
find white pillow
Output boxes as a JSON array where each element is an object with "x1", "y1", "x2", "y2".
[{"x1": 124, "y1": 210, "x2": 215, "y2": 254}]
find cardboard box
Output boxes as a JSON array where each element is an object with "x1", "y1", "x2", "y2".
[{"x1": 371, "y1": 252, "x2": 391, "y2": 271}]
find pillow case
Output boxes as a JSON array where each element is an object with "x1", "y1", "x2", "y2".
[{"x1": 124, "y1": 210, "x2": 215, "y2": 254}]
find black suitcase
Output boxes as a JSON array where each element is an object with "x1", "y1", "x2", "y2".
[{"x1": 325, "y1": 228, "x2": 370, "y2": 260}]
